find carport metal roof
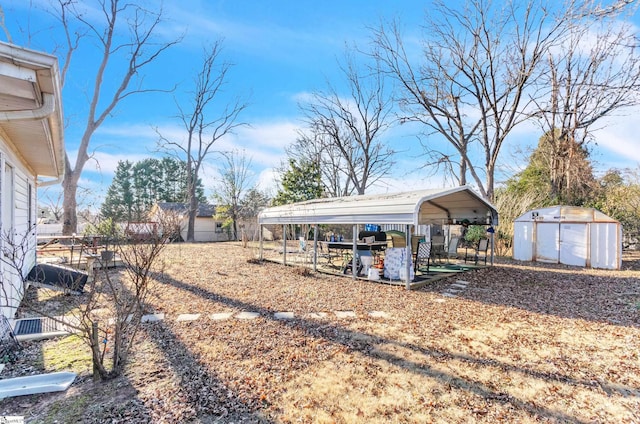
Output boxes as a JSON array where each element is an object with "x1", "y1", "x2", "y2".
[{"x1": 258, "y1": 186, "x2": 498, "y2": 226}]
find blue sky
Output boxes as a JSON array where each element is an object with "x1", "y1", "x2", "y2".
[{"x1": 2, "y1": 0, "x2": 640, "y2": 209}]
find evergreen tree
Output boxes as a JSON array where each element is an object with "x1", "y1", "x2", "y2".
[
  {"x1": 273, "y1": 158, "x2": 323, "y2": 206},
  {"x1": 240, "y1": 188, "x2": 271, "y2": 219},
  {"x1": 101, "y1": 157, "x2": 205, "y2": 222},
  {"x1": 591, "y1": 169, "x2": 640, "y2": 246},
  {"x1": 101, "y1": 161, "x2": 134, "y2": 221},
  {"x1": 504, "y1": 130, "x2": 597, "y2": 206}
]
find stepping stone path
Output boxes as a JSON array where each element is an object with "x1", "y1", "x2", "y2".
[
  {"x1": 305, "y1": 312, "x2": 328, "y2": 319},
  {"x1": 235, "y1": 312, "x2": 260, "y2": 320},
  {"x1": 440, "y1": 280, "x2": 470, "y2": 298},
  {"x1": 176, "y1": 314, "x2": 201, "y2": 322},
  {"x1": 334, "y1": 311, "x2": 357, "y2": 319},
  {"x1": 141, "y1": 313, "x2": 165, "y2": 323},
  {"x1": 274, "y1": 312, "x2": 295, "y2": 320},
  {"x1": 137, "y1": 310, "x2": 393, "y2": 324},
  {"x1": 210, "y1": 312, "x2": 233, "y2": 321}
]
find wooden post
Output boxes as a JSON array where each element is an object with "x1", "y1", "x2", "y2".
[{"x1": 86, "y1": 256, "x2": 96, "y2": 282}]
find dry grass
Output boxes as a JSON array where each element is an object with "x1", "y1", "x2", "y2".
[{"x1": 1, "y1": 242, "x2": 639, "y2": 423}]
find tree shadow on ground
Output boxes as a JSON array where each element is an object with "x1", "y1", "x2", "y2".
[
  {"x1": 137, "y1": 320, "x2": 274, "y2": 423},
  {"x1": 150, "y1": 270, "x2": 637, "y2": 423},
  {"x1": 416, "y1": 259, "x2": 640, "y2": 328}
]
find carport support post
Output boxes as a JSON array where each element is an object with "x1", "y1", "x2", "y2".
[
  {"x1": 352, "y1": 225, "x2": 357, "y2": 280},
  {"x1": 490, "y1": 231, "x2": 495, "y2": 265},
  {"x1": 313, "y1": 224, "x2": 318, "y2": 272},
  {"x1": 283, "y1": 224, "x2": 287, "y2": 266},
  {"x1": 259, "y1": 224, "x2": 263, "y2": 260},
  {"x1": 405, "y1": 224, "x2": 411, "y2": 290}
]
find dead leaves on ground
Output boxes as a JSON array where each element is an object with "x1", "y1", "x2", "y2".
[{"x1": 4, "y1": 243, "x2": 640, "y2": 423}]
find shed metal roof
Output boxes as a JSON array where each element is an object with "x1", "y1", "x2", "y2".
[
  {"x1": 514, "y1": 206, "x2": 618, "y2": 223},
  {"x1": 258, "y1": 186, "x2": 498, "y2": 226}
]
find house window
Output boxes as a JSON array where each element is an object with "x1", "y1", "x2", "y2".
[{"x1": 215, "y1": 222, "x2": 223, "y2": 233}]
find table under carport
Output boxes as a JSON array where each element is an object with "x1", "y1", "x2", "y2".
[{"x1": 257, "y1": 186, "x2": 499, "y2": 290}]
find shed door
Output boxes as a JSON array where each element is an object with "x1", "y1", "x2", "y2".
[
  {"x1": 535, "y1": 223, "x2": 559, "y2": 263},
  {"x1": 590, "y1": 223, "x2": 619, "y2": 269},
  {"x1": 513, "y1": 222, "x2": 533, "y2": 261},
  {"x1": 559, "y1": 223, "x2": 587, "y2": 267}
]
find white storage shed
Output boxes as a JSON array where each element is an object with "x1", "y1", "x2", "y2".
[{"x1": 512, "y1": 206, "x2": 621, "y2": 269}]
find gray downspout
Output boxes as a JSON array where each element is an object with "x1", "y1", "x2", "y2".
[
  {"x1": 0, "y1": 93, "x2": 65, "y2": 186},
  {"x1": 0, "y1": 92, "x2": 55, "y2": 121}
]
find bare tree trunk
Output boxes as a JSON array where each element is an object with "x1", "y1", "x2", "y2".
[
  {"x1": 51, "y1": 0, "x2": 179, "y2": 235},
  {"x1": 187, "y1": 185, "x2": 198, "y2": 242},
  {"x1": 62, "y1": 158, "x2": 81, "y2": 235}
]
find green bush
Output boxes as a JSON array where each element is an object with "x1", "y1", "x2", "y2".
[{"x1": 464, "y1": 225, "x2": 486, "y2": 245}]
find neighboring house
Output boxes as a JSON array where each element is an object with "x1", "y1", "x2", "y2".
[
  {"x1": 237, "y1": 218, "x2": 273, "y2": 241},
  {"x1": 0, "y1": 42, "x2": 65, "y2": 318},
  {"x1": 149, "y1": 202, "x2": 229, "y2": 242}
]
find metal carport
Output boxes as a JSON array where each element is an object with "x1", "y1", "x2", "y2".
[{"x1": 257, "y1": 186, "x2": 499, "y2": 289}]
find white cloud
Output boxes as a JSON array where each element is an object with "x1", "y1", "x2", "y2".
[
  {"x1": 256, "y1": 168, "x2": 281, "y2": 196},
  {"x1": 72, "y1": 150, "x2": 157, "y2": 176},
  {"x1": 593, "y1": 113, "x2": 640, "y2": 166},
  {"x1": 167, "y1": 5, "x2": 346, "y2": 64}
]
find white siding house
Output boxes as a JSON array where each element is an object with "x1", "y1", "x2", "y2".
[{"x1": 0, "y1": 43, "x2": 65, "y2": 318}]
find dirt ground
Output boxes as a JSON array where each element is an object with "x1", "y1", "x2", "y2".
[{"x1": 1, "y1": 243, "x2": 639, "y2": 423}]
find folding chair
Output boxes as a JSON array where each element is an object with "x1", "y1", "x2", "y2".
[
  {"x1": 430, "y1": 235, "x2": 445, "y2": 263},
  {"x1": 465, "y1": 238, "x2": 489, "y2": 265},
  {"x1": 444, "y1": 236, "x2": 460, "y2": 262},
  {"x1": 295, "y1": 237, "x2": 315, "y2": 264},
  {"x1": 414, "y1": 241, "x2": 432, "y2": 273}
]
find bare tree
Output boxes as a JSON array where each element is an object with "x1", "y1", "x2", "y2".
[
  {"x1": 0, "y1": 226, "x2": 35, "y2": 319},
  {"x1": 299, "y1": 50, "x2": 395, "y2": 195},
  {"x1": 213, "y1": 150, "x2": 253, "y2": 241},
  {"x1": 38, "y1": 188, "x2": 64, "y2": 222},
  {"x1": 29, "y1": 0, "x2": 181, "y2": 236},
  {"x1": 156, "y1": 42, "x2": 247, "y2": 242},
  {"x1": 532, "y1": 9, "x2": 640, "y2": 199},
  {"x1": 1, "y1": 213, "x2": 179, "y2": 380},
  {"x1": 372, "y1": 0, "x2": 578, "y2": 201},
  {"x1": 82, "y1": 214, "x2": 177, "y2": 379},
  {"x1": 286, "y1": 130, "x2": 354, "y2": 197}
]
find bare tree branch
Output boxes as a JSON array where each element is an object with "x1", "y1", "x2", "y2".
[
  {"x1": 371, "y1": 0, "x2": 583, "y2": 201},
  {"x1": 156, "y1": 41, "x2": 248, "y2": 241},
  {"x1": 299, "y1": 48, "x2": 395, "y2": 195},
  {"x1": 58, "y1": 0, "x2": 182, "y2": 236}
]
